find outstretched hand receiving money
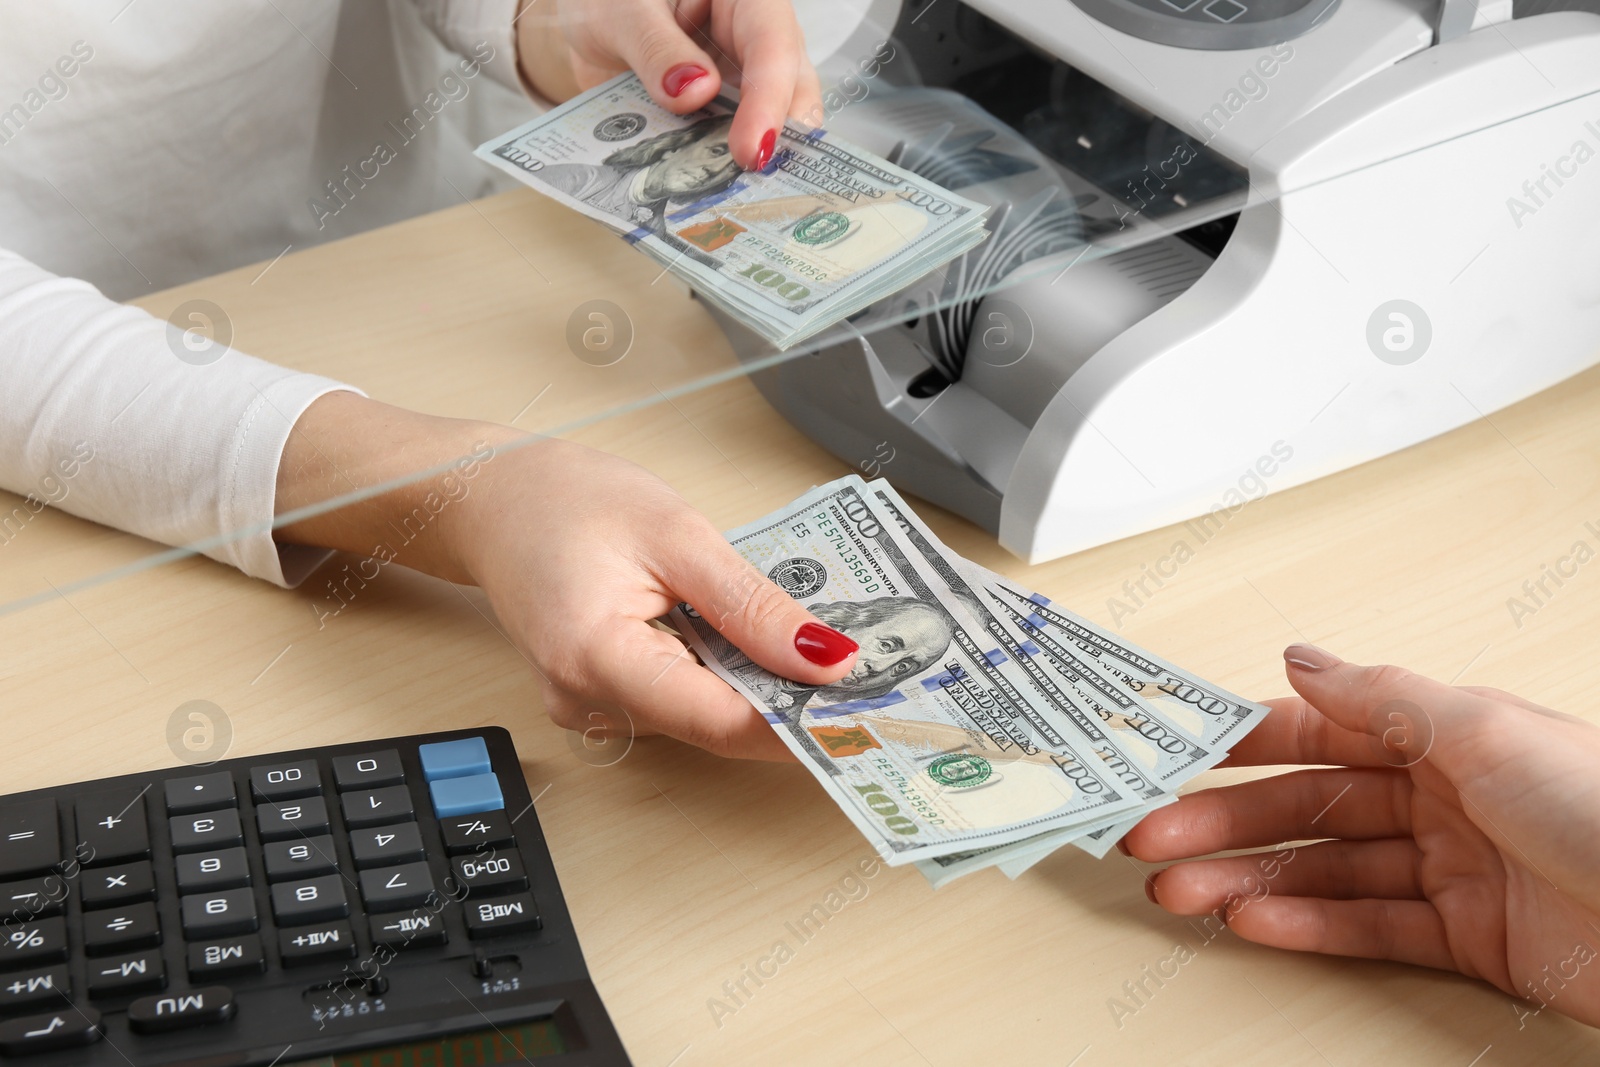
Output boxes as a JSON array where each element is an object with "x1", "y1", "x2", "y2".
[
  {"x1": 1128, "y1": 647, "x2": 1600, "y2": 1029},
  {"x1": 660, "y1": 474, "x2": 1600, "y2": 1027}
]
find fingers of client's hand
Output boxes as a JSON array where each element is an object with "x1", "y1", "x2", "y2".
[
  {"x1": 552, "y1": 619, "x2": 790, "y2": 760},
  {"x1": 1225, "y1": 897, "x2": 1458, "y2": 973},
  {"x1": 1148, "y1": 838, "x2": 1426, "y2": 914},
  {"x1": 656, "y1": 515, "x2": 858, "y2": 686},
  {"x1": 1280, "y1": 644, "x2": 1491, "y2": 770},
  {"x1": 1123, "y1": 767, "x2": 1412, "y2": 862},
  {"x1": 1218, "y1": 696, "x2": 1388, "y2": 769}
]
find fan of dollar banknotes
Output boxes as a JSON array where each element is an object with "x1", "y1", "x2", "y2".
[
  {"x1": 476, "y1": 73, "x2": 993, "y2": 349},
  {"x1": 668, "y1": 476, "x2": 1270, "y2": 888}
]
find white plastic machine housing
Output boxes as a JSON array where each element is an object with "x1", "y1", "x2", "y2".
[{"x1": 960, "y1": 2, "x2": 1600, "y2": 561}]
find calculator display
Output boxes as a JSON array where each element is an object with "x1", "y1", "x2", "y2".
[{"x1": 285, "y1": 1019, "x2": 568, "y2": 1066}]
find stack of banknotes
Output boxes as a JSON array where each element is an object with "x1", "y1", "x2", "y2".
[
  {"x1": 669, "y1": 477, "x2": 1269, "y2": 888},
  {"x1": 475, "y1": 74, "x2": 990, "y2": 349}
]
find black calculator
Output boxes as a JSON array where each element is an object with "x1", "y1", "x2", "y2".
[{"x1": 0, "y1": 727, "x2": 631, "y2": 1065}]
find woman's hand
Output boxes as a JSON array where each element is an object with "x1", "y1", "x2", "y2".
[
  {"x1": 1124, "y1": 644, "x2": 1600, "y2": 1028},
  {"x1": 514, "y1": 0, "x2": 822, "y2": 170},
  {"x1": 275, "y1": 393, "x2": 856, "y2": 759}
]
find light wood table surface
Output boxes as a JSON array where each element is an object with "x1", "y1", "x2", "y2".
[{"x1": 5, "y1": 188, "x2": 1599, "y2": 1065}]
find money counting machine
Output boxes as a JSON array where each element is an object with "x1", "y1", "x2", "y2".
[{"x1": 705, "y1": 0, "x2": 1600, "y2": 562}]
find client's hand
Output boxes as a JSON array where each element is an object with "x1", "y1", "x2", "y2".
[
  {"x1": 275, "y1": 393, "x2": 856, "y2": 760},
  {"x1": 514, "y1": 0, "x2": 822, "y2": 169},
  {"x1": 1124, "y1": 644, "x2": 1600, "y2": 1028}
]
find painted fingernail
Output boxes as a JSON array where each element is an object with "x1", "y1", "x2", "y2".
[
  {"x1": 754, "y1": 128, "x2": 777, "y2": 170},
  {"x1": 1144, "y1": 873, "x2": 1162, "y2": 904},
  {"x1": 796, "y1": 621, "x2": 857, "y2": 666},
  {"x1": 1284, "y1": 643, "x2": 1338, "y2": 672},
  {"x1": 663, "y1": 63, "x2": 708, "y2": 98}
]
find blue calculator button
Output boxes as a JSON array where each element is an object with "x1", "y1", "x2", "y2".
[
  {"x1": 429, "y1": 774, "x2": 503, "y2": 818},
  {"x1": 418, "y1": 737, "x2": 492, "y2": 782}
]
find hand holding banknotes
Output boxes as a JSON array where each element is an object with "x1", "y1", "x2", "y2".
[
  {"x1": 477, "y1": 73, "x2": 993, "y2": 347},
  {"x1": 276, "y1": 395, "x2": 858, "y2": 761},
  {"x1": 512, "y1": 0, "x2": 821, "y2": 169},
  {"x1": 1128, "y1": 646, "x2": 1600, "y2": 1028},
  {"x1": 460, "y1": 438, "x2": 871, "y2": 760}
]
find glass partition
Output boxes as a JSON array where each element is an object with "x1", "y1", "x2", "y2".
[{"x1": 4, "y1": 0, "x2": 1578, "y2": 639}]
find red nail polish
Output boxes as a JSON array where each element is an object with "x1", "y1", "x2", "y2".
[
  {"x1": 754, "y1": 128, "x2": 776, "y2": 170},
  {"x1": 796, "y1": 622, "x2": 857, "y2": 666},
  {"x1": 663, "y1": 63, "x2": 708, "y2": 98}
]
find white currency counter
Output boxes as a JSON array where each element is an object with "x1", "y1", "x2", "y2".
[{"x1": 727, "y1": 0, "x2": 1600, "y2": 562}]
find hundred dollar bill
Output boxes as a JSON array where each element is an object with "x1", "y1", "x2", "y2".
[
  {"x1": 667, "y1": 476, "x2": 1143, "y2": 865},
  {"x1": 867, "y1": 483, "x2": 1207, "y2": 793},
  {"x1": 475, "y1": 73, "x2": 990, "y2": 348},
  {"x1": 852, "y1": 492, "x2": 1259, "y2": 883},
  {"x1": 862, "y1": 481, "x2": 1188, "y2": 884},
  {"x1": 967, "y1": 577, "x2": 1274, "y2": 878},
  {"x1": 985, "y1": 581, "x2": 1270, "y2": 755}
]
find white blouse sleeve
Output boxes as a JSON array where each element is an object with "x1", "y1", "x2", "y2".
[
  {"x1": 0, "y1": 246, "x2": 361, "y2": 588},
  {"x1": 406, "y1": 0, "x2": 539, "y2": 99}
]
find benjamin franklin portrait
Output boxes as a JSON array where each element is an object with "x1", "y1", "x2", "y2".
[{"x1": 539, "y1": 113, "x2": 742, "y2": 244}]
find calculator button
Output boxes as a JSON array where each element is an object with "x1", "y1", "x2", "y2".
[
  {"x1": 180, "y1": 889, "x2": 258, "y2": 938},
  {"x1": 0, "y1": 918, "x2": 66, "y2": 966},
  {"x1": 0, "y1": 1006, "x2": 101, "y2": 1054},
  {"x1": 0, "y1": 876, "x2": 67, "y2": 919},
  {"x1": 87, "y1": 950, "x2": 166, "y2": 996},
  {"x1": 256, "y1": 797, "x2": 331, "y2": 841},
  {"x1": 332, "y1": 750, "x2": 405, "y2": 790},
  {"x1": 359, "y1": 862, "x2": 436, "y2": 910},
  {"x1": 0, "y1": 965, "x2": 69, "y2": 1012},
  {"x1": 430, "y1": 774, "x2": 504, "y2": 818},
  {"x1": 187, "y1": 935, "x2": 266, "y2": 981},
  {"x1": 271, "y1": 875, "x2": 349, "y2": 925},
  {"x1": 440, "y1": 809, "x2": 515, "y2": 855},
  {"x1": 349, "y1": 822, "x2": 425, "y2": 869},
  {"x1": 341, "y1": 786, "x2": 414, "y2": 829},
  {"x1": 127, "y1": 985, "x2": 235, "y2": 1033},
  {"x1": 80, "y1": 860, "x2": 156, "y2": 908},
  {"x1": 464, "y1": 892, "x2": 541, "y2": 937},
  {"x1": 263, "y1": 836, "x2": 339, "y2": 882},
  {"x1": 75, "y1": 789, "x2": 151, "y2": 866},
  {"x1": 0, "y1": 799, "x2": 60, "y2": 879},
  {"x1": 249, "y1": 760, "x2": 322, "y2": 802},
  {"x1": 453, "y1": 849, "x2": 529, "y2": 895},
  {"x1": 368, "y1": 910, "x2": 447, "y2": 949},
  {"x1": 83, "y1": 901, "x2": 161, "y2": 955},
  {"x1": 418, "y1": 737, "x2": 492, "y2": 782},
  {"x1": 164, "y1": 772, "x2": 237, "y2": 815},
  {"x1": 169, "y1": 809, "x2": 244, "y2": 853},
  {"x1": 279, "y1": 922, "x2": 355, "y2": 965},
  {"x1": 175, "y1": 848, "x2": 251, "y2": 893}
]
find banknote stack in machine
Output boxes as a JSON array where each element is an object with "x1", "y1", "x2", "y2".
[
  {"x1": 476, "y1": 73, "x2": 990, "y2": 349},
  {"x1": 668, "y1": 476, "x2": 1270, "y2": 888}
]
